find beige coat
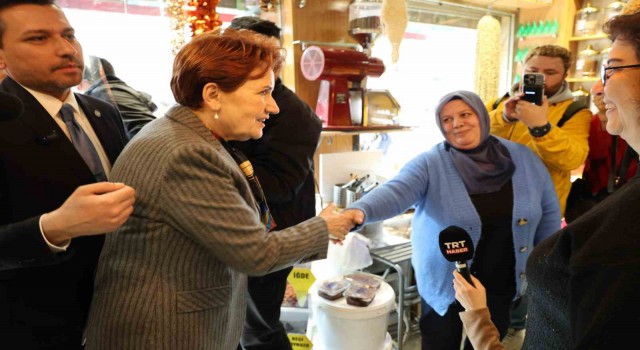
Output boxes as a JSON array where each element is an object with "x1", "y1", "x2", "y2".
[
  {"x1": 84, "y1": 105, "x2": 328, "y2": 349},
  {"x1": 460, "y1": 308, "x2": 504, "y2": 350}
]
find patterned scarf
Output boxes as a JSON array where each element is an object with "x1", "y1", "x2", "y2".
[{"x1": 216, "y1": 135, "x2": 276, "y2": 232}]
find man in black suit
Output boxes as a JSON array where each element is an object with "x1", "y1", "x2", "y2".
[
  {"x1": 229, "y1": 17, "x2": 323, "y2": 350},
  {"x1": 0, "y1": 1, "x2": 135, "y2": 348}
]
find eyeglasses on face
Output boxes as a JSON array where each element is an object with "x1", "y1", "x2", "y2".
[{"x1": 601, "y1": 63, "x2": 640, "y2": 85}]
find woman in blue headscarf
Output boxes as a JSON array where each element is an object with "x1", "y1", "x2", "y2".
[{"x1": 344, "y1": 90, "x2": 560, "y2": 350}]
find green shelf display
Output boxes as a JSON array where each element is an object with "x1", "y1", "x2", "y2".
[{"x1": 517, "y1": 19, "x2": 559, "y2": 39}]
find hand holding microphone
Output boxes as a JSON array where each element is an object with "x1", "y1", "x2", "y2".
[
  {"x1": 453, "y1": 271, "x2": 486, "y2": 311},
  {"x1": 439, "y1": 225, "x2": 475, "y2": 286}
]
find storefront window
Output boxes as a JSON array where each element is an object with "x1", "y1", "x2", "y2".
[
  {"x1": 362, "y1": 3, "x2": 514, "y2": 175},
  {"x1": 59, "y1": 1, "x2": 250, "y2": 115}
]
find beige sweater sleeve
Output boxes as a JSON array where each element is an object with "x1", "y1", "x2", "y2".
[{"x1": 459, "y1": 308, "x2": 505, "y2": 350}]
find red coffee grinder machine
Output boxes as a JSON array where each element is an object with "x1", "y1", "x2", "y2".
[{"x1": 300, "y1": 0, "x2": 387, "y2": 127}]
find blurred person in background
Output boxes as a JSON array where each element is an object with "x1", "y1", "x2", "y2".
[
  {"x1": 81, "y1": 56, "x2": 156, "y2": 136},
  {"x1": 228, "y1": 17, "x2": 323, "y2": 350},
  {"x1": 83, "y1": 28, "x2": 357, "y2": 349},
  {"x1": 342, "y1": 90, "x2": 560, "y2": 350}
]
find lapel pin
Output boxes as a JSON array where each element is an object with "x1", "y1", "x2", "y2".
[
  {"x1": 517, "y1": 218, "x2": 528, "y2": 226},
  {"x1": 94, "y1": 110, "x2": 101, "y2": 117}
]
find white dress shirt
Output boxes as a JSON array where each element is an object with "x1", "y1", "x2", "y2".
[{"x1": 22, "y1": 86, "x2": 113, "y2": 252}]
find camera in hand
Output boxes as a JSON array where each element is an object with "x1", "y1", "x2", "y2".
[{"x1": 521, "y1": 73, "x2": 545, "y2": 106}]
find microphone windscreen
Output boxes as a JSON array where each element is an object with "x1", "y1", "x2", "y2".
[
  {"x1": 0, "y1": 91, "x2": 23, "y2": 121},
  {"x1": 438, "y1": 225, "x2": 474, "y2": 262}
]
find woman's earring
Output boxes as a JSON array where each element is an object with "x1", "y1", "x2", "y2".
[{"x1": 214, "y1": 113, "x2": 219, "y2": 120}]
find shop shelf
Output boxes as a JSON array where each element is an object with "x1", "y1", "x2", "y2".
[{"x1": 569, "y1": 33, "x2": 609, "y2": 42}]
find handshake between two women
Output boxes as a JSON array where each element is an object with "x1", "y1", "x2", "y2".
[{"x1": 318, "y1": 204, "x2": 364, "y2": 244}]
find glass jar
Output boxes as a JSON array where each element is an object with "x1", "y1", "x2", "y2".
[
  {"x1": 348, "y1": 0, "x2": 382, "y2": 50},
  {"x1": 576, "y1": 45, "x2": 600, "y2": 77},
  {"x1": 599, "y1": 46, "x2": 612, "y2": 69},
  {"x1": 574, "y1": 3, "x2": 600, "y2": 36},
  {"x1": 522, "y1": 22, "x2": 532, "y2": 38},
  {"x1": 543, "y1": 20, "x2": 552, "y2": 36},
  {"x1": 572, "y1": 86, "x2": 590, "y2": 106},
  {"x1": 517, "y1": 24, "x2": 525, "y2": 39},
  {"x1": 551, "y1": 19, "x2": 559, "y2": 36},
  {"x1": 605, "y1": 1, "x2": 625, "y2": 20}
]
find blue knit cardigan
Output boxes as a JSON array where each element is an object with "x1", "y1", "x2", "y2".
[{"x1": 349, "y1": 137, "x2": 561, "y2": 315}]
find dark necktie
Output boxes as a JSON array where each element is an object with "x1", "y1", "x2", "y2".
[{"x1": 59, "y1": 103, "x2": 107, "y2": 181}]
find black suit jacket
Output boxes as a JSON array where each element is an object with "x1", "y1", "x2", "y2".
[
  {"x1": 230, "y1": 78, "x2": 322, "y2": 231},
  {"x1": 0, "y1": 77, "x2": 128, "y2": 349},
  {"x1": 229, "y1": 78, "x2": 323, "y2": 349}
]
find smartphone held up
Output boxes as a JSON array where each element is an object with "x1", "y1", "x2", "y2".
[{"x1": 521, "y1": 73, "x2": 545, "y2": 106}]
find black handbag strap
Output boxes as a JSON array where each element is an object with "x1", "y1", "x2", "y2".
[
  {"x1": 607, "y1": 136, "x2": 637, "y2": 193},
  {"x1": 491, "y1": 91, "x2": 510, "y2": 111},
  {"x1": 557, "y1": 100, "x2": 588, "y2": 128},
  {"x1": 607, "y1": 135, "x2": 618, "y2": 193},
  {"x1": 616, "y1": 145, "x2": 637, "y2": 188}
]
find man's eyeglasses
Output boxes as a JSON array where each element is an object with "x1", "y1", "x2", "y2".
[{"x1": 601, "y1": 63, "x2": 640, "y2": 85}]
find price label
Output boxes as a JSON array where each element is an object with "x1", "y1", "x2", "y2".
[
  {"x1": 287, "y1": 267, "x2": 316, "y2": 307},
  {"x1": 288, "y1": 333, "x2": 313, "y2": 350}
]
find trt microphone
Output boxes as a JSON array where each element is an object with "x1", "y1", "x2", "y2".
[
  {"x1": 0, "y1": 91, "x2": 23, "y2": 121},
  {"x1": 439, "y1": 225, "x2": 475, "y2": 286}
]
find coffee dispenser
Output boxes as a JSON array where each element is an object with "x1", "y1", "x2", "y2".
[{"x1": 348, "y1": 0, "x2": 382, "y2": 53}]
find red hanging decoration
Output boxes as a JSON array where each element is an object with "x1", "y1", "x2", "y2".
[{"x1": 186, "y1": 0, "x2": 222, "y2": 36}]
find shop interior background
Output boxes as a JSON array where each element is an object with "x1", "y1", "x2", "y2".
[{"x1": 60, "y1": 0, "x2": 514, "y2": 174}]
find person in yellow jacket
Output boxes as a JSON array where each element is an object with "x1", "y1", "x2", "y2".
[
  {"x1": 488, "y1": 45, "x2": 591, "y2": 218},
  {"x1": 487, "y1": 45, "x2": 591, "y2": 347}
]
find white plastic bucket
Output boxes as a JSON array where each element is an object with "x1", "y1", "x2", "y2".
[{"x1": 309, "y1": 280, "x2": 396, "y2": 350}]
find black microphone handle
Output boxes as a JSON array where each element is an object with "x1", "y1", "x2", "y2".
[{"x1": 455, "y1": 261, "x2": 475, "y2": 287}]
